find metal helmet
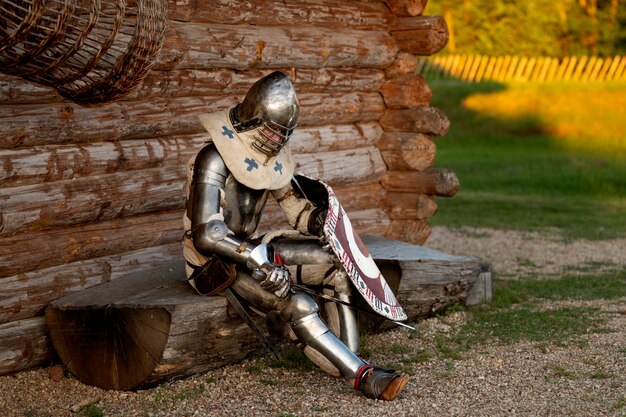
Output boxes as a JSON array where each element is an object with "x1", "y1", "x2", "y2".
[{"x1": 230, "y1": 71, "x2": 300, "y2": 158}]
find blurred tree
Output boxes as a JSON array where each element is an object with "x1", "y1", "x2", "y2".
[{"x1": 426, "y1": 0, "x2": 625, "y2": 56}]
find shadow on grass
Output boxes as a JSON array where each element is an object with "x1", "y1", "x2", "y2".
[{"x1": 426, "y1": 80, "x2": 626, "y2": 240}]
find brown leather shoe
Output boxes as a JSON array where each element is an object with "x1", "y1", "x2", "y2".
[
  {"x1": 356, "y1": 366, "x2": 410, "y2": 400},
  {"x1": 380, "y1": 373, "x2": 409, "y2": 400}
]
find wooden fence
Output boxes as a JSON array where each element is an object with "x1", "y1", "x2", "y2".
[{"x1": 418, "y1": 55, "x2": 626, "y2": 82}]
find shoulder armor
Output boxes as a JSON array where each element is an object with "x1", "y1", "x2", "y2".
[{"x1": 193, "y1": 144, "x2": 229, "y2": 187}]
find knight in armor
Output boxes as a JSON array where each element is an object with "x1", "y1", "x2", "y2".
[{"x1": 183, "y1": 71, "x2": 409, "y2": 400}]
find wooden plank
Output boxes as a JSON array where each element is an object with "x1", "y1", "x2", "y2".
[
  {"x1": 0, "y1": 68, "x2": 387, "y2": 105},
  {"x1": 514, "y1": 56, "x2": 528, "y2": 81},
  {"x1": 597, "y1": 57, "x2": 614, "y2": 81},
  {"x1": 0, "y1": 92, "x2": 384, "y2": 149},
  {"x1": 0, "y1": 96, "x2": 236, "y2": 149},
  {"x1": 290, "y1": 122, "x2": 383, "y2": 154},
  {"x1": 545, "y1": 57, "x2": 560, "y2": 81},
  {"x1": 156, "y1": 22, "x2": 398, "y2": 71},
  {"x1": 0, "y1": 244, "x2": 182, "y2": 324},
  {"x1": 580, "y1": 56, "x2": 596, "y2": 81},
  {"x1": 0, "y1": 211, "x2": 184, "y2": 278},
  {"x1": 494, "y1": 55, "x2": 507, "y2": 81},
  {"x1": 380, "y1": 75, "x2": 432, "y2": 109},
  {"x1": 474, "y1": 55, "x2": 490, "y2": 82},
  {"x1": 483, "y1": 56, "x2": 499, "y2": 81},
  {"x1": 167, "y1": 0, "x2": 393, "y2": 29},
  {"x1": 382, "y1": 168, "x2": 460, "y2": 196},
  {"x1": 589, "y1": 57, "x2": 604, "y2": 81},
  {"x1": 295, "y1": 146, "x2": 387, "y2": 187},
  {"x1": 377, "y1": 132, "x2": 436, "y2": 171},
  {"x1": 466, "y1": 54, "x2": 483, "y2": 82},
  {"x1": 505, "y1": 56, "x2": 520, "y2": 81},
  {"x1": 0, "y1": 317, "x2": 50, "y2": 375},
  {"x1": 390, "y1": 15, "x2": 449, "y2": 56},
  {"x1": 605, "y1": 56, "x2": 621, "y2": 80},
  {"x1": 379, "y1": 106, "x2": 450, "y2": 136},
  {"x1": 563, "y1": 56, "x2": 578, "y2": 80},
  {"x1": 536, "y1": 57, "x2": 551, "y2": 82},
  {"x1": 0, "y1": 135, "x2": 207, "y2": 188},
  {"x1": 613, "y1": 58, "x2": 626, "y2": 80},
  {"x1": 0, "y1": 165, "x2": 186, "y2": 236}
]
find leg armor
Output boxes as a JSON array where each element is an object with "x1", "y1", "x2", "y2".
[
  {"x1": 272, "y1": 239, "x2": 360, "y2": 353},
  {"x1": 232, "y1": 274, "x2": 408, "y2": 400}
]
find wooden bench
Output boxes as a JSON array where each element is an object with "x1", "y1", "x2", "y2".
[{"x1": 45, "y1": 236, "x2": 488, "y2": 390}]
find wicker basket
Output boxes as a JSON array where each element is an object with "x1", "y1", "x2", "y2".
[{"x1": 0, "y1": 0, "x2": 167, "y2": 105}]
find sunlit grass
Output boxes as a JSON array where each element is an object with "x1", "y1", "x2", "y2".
[
  {"x1": 429, "y1": 81, "x2": 626, "y2": 239},
  {"x1": 461, "y1": 81, "x2": 626, "y2": 156}
]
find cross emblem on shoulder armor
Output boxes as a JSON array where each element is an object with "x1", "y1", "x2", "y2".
[
  {"x1": 244, "y1": 157, "x2": 259, "y2": 171},
  {"x1": 274, "y1": 161, "x2": 283, "y2": 175},
  {"x1": 221, "y1": 125, "x2": 235, "y2": 139}
]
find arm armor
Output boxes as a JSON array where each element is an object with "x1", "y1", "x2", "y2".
[
  {"x1": 189, "y1": 145, "x2": 273, "y2": 271},
  {"x1": 271, "y1": 184, "x2": 326, "y2": 236}
]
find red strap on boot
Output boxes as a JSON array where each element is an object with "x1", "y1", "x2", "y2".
[{"x1": 354, "y1": 364, "x2": 373, "y2": 390}]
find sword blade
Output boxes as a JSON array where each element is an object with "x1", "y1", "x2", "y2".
[
  {"x1": 222, "y1": 288, "x2": 280, "y2": 360},
  {"x1": 291, "y1": 284, "x2": 416, "y2": 331}
]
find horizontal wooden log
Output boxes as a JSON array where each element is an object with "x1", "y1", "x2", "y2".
[
  {"x1": 0, "y1": 165, "x2": 185, "y2": 237},
  {"x1": 379, "y1": 106, "x2": 450, "y2": 136},
  {"x1": 380, "y1": 75, "x2": 432, "y2": 109},
  {"x1": 0, "y1": 244, "x2": 181, "y2": 324},
  {"x1": 384, "y1": 52, "x2": 419, "y2": 79},
  {"x1": 377, "y1": 132, "x2": 436, "y2": 171},
  {"x1": 384, "y1": 0, "x2": 428, "y2": 16},
  {"x1": 0, "y1": 211, "x2": 183, "y2": 278},
  {"x1": 1, "y1": 68, "x2": 386, "y2": 105},
  {"x1": 0, "y1": 92, "x2": 384, "y2": 149},
  {"x1": 381, "y1": 192, "x2": 437, "y2": 220},
  {"x1": 0, "y1": 96, "x2": 234, "y2": 149},
  {"x1": 387, "y1": 219, "x2": 432, "y2": 245},
  {"x1": 156, "y1": 22, "x2": 398, "y2": 71},
  {"x1": 297, "y1": 92, "x2": 385, "y2": 128},
  {"x1": 296, "y1": 146, "x2": 386, "y2": 187},
  {"x1": 129, "y1": 68, "x2": 387, "y2": 99},
  {"x1": 0, "y1": 122, "x2": 382, "y2": 188},
  {"x1": 390, "y1": 15, "x2": 449, "y2": 56},
  {"x1": 290, "y1": 122, "x2": 383, "y2": 154},
  {"x1": 0, "y1": 135, "x2": 206, "y2": 188},
  {"x1": 0, "y1": 317, "x2": 49, "y2": 375},
  {"x1": 0, "y1": 147, "x2": 385, "y2": 236},
  {"x1": 167, "y1": 0, "x2": 393, "y2": 29},
  {"x1": 382, "y1": 168, "x2": 460, "y2": 196},
  {"x1": 372, "y1": 236, "x2": 481, "y2": 319}
]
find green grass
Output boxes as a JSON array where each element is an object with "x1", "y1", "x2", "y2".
[
  {"x1": 437, "y1": 271, "x2": 623, "y2": 352},
  {"x1": 429, "y1": 81, "x2": 626, "y2": 240},
  {"x1": 492, "y1": 270, "x2": 626, "y2": 308}
]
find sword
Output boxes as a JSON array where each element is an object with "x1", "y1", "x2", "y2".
[
  {"x1": 291, "y1": 284, "x2": 416, "y2": 331},
  {"x1": 222, "y1": 287, "x2": 280, "y2": 360}
]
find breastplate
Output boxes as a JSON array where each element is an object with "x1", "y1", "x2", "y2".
[{"x1": 222, "y1": 175, "x2": 270, "y2": 238}]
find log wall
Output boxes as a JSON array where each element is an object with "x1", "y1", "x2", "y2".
[{"x1": 0, "y1": 0, "x2": 453, "y2": 375}]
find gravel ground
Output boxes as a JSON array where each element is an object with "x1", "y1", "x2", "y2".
[{"x1": 1, "y1": 226, "x2": 624, "y2": 417}]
